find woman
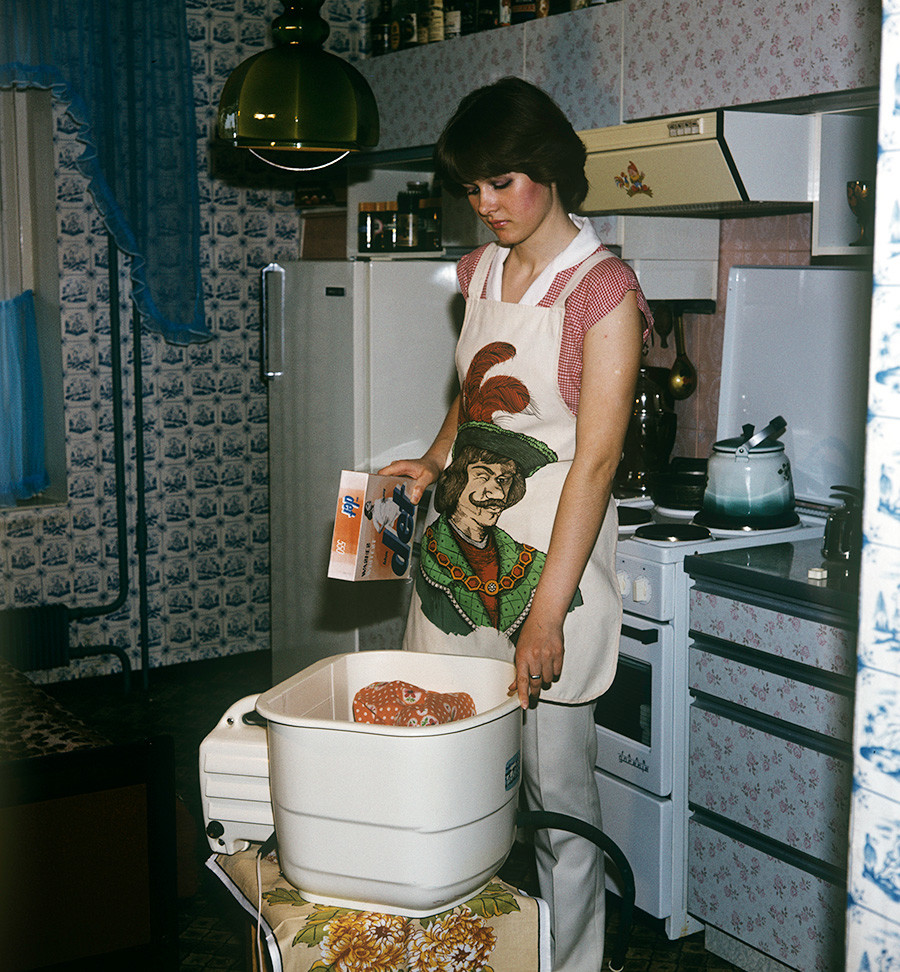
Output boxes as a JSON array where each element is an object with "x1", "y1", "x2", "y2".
[{"x1": 380, "y1": 77, "x2": 650, "y2": 971}]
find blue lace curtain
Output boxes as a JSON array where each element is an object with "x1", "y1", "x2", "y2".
[
  {"x1": 1, "y1": 0, "x2": 209, "y2": 344},
  {"x1": 0, "y1": 292, "x2": 49, "y2": 505}
]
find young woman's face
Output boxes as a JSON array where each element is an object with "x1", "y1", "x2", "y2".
[{"x1": 463, "y1": 172, "x2": 558, "y2": 246}]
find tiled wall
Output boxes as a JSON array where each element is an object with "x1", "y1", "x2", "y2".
[
  {"x1": 643, "y1": 214, "x2": 813, "y2": 459},
  {"x1": 0, "y1": 0, "x2": 369, "y2": 682},
  {"x1": 845, "y1": 0, "x2": 900, "y2": 963}
]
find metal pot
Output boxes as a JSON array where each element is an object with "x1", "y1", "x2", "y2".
[
  {"x1": 648, "y1": 458, "x2": 708, "y2": 511},
  {"x1": 699, "y1": 416, "x2": 796, "y2": 528}
]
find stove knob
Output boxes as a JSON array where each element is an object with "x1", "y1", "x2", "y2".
[
  {"x1": 632, "y1": 576, "x2": 652, "y2": 603},
  {"x1": 616, "y1": 570, "x2": 631, "y2": 597}
]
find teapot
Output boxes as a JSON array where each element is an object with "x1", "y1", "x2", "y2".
[{"x1": 699, "y1": 416, "x2": 797, "y2": 529}]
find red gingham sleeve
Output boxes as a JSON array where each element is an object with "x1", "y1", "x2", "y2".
[{"x1": 456, "y1": 244, "x2": 652, "y2": 415}]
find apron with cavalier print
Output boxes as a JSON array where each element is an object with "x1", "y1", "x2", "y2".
[{"x1": 403, "y1": 243, "x2": 622, "y2": 704}]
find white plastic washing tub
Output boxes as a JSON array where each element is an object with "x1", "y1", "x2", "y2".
[{"x1": 255, "y1": 650, "x2": 522, "y2": 917}]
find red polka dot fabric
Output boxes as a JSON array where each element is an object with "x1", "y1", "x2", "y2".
[{"x1": 352, "y1": 680, "x2": 477, "y2": 727}]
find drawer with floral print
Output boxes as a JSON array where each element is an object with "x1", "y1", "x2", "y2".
[
  {"x1": 688, "y1": 817, "x2": 846, "y2": 972},
  {"x1": 689, "y1": 587, "x2": 855, "y2": 678},
  {"x1": 689, "y1": 701, "x2": 852, "y2": 868},
  {"x1": 688, "y1": 642, "x2": 855, "y2": 743}
]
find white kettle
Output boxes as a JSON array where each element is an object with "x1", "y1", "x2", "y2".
[{"x1": 698, "y1": 416, "x2": 797, "y2": 529}]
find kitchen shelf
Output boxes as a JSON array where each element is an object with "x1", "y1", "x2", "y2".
[{"x1": 812, "y1": 109, "x2": 877, "y2": 256}]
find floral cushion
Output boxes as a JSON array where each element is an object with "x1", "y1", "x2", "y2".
[
  {"x1": 0, "y1": 660, "x2": 108, "y2": 760},
  {"x1": 352, "y1": 680, "x2": 477, "y2": 727}
]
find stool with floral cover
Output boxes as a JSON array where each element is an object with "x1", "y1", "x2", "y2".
[{"x1": 208, "y1": 846, "x2": 549, "y2": 972}]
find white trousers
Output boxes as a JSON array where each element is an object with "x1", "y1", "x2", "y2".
[{"x1": 521, "y1": 700, "x2": 606, "y2": 972}]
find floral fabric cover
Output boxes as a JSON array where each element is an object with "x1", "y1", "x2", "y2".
[
  {"x1": 352, "y1": 681, "x2": 476, "y2": 727},
  {"x1": 0, "y1": 660, "x2": 107, "y2": 760},
  {"x1": 210, "y1": 848, "x2": 544, "y2": 972}
]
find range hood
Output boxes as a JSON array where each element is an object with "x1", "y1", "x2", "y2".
[{"x1": 578, "y1": 109, "x2": 818, "y2": 217}]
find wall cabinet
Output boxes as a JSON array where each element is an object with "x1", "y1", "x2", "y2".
[
  {"x1": 812, "y1": 110, "x2": 878, "y2": 256},
  {"x1": 355, "y1": 0, "x2": 879, "y2": 152},
  {"x1": 685, "y1": 567, "x2": 857, "y2": 972}
]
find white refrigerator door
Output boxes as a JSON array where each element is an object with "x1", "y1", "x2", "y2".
[
  {"x1": 267, "y1": 260, "x2": 462, "y2": 682},
  {"x1": 353, "y1": 259, "x2": 463, "y2": 471}
]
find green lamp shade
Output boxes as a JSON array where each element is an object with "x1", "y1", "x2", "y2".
[{"x1": 218, "y1": 44, "x2": 379, "y2": 155}]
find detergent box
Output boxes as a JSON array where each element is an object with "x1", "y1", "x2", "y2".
[{"x1": 327, "y1": 471, "x2": 418, "y2": 581}]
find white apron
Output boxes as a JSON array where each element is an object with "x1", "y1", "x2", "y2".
[{"x1": 403, "y1": 243, "x2": 622, "y2": 703}]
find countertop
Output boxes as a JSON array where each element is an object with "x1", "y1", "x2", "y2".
[{"x1": 684, "y1": 537, "x2": 860, "y2": 617}]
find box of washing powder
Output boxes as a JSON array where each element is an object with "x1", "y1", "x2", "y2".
[{"x1": 328, "y1": 471, "x2": 418, "y2": 581}]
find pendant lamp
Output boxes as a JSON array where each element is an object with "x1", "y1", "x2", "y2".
[{"x1": 217, "y1": 0, "x2": 379, "y2": 171}]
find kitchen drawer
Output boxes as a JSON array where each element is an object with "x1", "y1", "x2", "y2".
[
  {"x1": 689, "y1": 589, "x2": 855, "y2": 678},
  {"x1": 689, "y1": 645, "x2": 854, "y2": 742},
  {"x1": 688, "y1": 818, "x2": 845, "y2": 971},
  {"x1": 689, "y1": 704, "x2": 851, "y2": 868}
]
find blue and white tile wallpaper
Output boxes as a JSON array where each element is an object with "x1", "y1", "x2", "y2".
[
  {"x1": 0, "y1": 0, "x2": 370, "y2": 682},
  {"x1": 846, "y1": 0, "x2": 900, "y2": 962}
]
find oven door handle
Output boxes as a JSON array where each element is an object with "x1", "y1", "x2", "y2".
[{"x1": 621, "y1": 623, "x2": 659, "y2": 645}]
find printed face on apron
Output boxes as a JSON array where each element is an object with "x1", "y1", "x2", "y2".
[{"x1": 448, "y1": 457, "x2": 518, "y2": 542}]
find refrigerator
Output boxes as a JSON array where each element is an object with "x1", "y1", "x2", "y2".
[{"x1": 262, "y1": 259, "x2": 464, "y2": 682}]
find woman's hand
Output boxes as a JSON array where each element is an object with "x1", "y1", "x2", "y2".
[
  {"x1": 377, "y1": 457, "x2": 443, "y2": 505},
  {"x1": 510, "y1": 613, "x2": 565, "y2": 709}
]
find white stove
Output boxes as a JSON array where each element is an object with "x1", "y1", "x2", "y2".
[{"x1": 594, "y1": 264, "x2": 870, "y2": 939}]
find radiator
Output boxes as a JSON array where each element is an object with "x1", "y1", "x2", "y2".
[{"x1": 0, "y1": 605, "x2": 70, "y2": 670}]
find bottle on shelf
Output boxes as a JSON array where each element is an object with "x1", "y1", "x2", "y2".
[
  {"x1": 443, "y1": 0, "x2": 461, "y2": 38},
  {"x1": 416, "y1": 0, "x2": 431, "y2": 43},
  {"x1": 399, "y1": 0, "x2": 419, "y2": 48},
  {"x1": 460, "y1": 0, "x2": 478, "y2": 33},
  {"x1": 371, "y1": 0, "x2": 392, "y2": 54},
  {"x1": 428, "y1": 0, "x2": 445, "y2": 41},
  {"x1": 389, "y1": 0, "x2": 402, "y2": 52}
]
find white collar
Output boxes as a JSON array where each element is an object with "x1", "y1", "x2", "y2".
[{"x1": 485, "y1": 215, "x2": 602, "y2": 305}]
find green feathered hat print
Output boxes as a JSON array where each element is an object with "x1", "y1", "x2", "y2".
[{"x1": 453, "y1": 421, "x2": 557, "y2": 478}]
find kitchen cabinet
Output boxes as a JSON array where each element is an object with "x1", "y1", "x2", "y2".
[
  {"x1": 684, "y1": 540, "x2": 857, "y2": 972},
  {"x1": 355, "y1": 1, "x2": 879, "y2": 152},
  {"x1": 812, "y1": 110, "x2": 878, "y2": 256}
]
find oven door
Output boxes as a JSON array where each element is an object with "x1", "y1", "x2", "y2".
[{"x1": 594, "y1": 615, "x2": 674, "y2": 797}]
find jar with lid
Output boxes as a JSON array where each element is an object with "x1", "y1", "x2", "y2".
[
  {"x1": 395, "y1": 192, "x2": 421, "y2": 250},
  {"x1": 419, "y1": 197, "x2": 443, "y2": 250},
  {"x1": 358, "y1": 202, "x2": 379, "y2": 253}
]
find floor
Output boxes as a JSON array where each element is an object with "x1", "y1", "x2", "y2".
[{"x1": 43, "y1": 650, "x2": 738, "y2": 972}]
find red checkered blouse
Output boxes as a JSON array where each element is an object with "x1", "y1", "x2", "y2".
[{"x1": 458, "y1": 243, "x2": 653, "y2": 415}]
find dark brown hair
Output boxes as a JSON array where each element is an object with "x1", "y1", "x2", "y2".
[{"x1": 434, "y1": 77, "x2": 588, "y2": 213}]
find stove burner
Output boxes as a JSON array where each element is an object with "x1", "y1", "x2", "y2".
[
  {"x1": 617, "y1": 506, "x2": 654, "y2": 528},
  {"x1": 692, "y1": 510, "x2": 801, "y2": 532},
  {"x1": 633, "y1": 523, "x2": 712, "y2": 543}
]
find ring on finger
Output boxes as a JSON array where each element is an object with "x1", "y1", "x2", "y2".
[{"x1": 529, "y1": 674, "x2": 541, "y2": 680}]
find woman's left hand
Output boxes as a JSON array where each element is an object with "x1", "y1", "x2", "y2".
[{"x1": 510, "y1": 614, "x2": 565, "y2": 709}]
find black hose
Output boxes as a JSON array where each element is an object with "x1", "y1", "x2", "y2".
[{"x1": 516, "y1": 809, "x2": 635, "y2": 972}]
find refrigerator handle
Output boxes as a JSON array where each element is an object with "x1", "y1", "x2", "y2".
[{"x1": 260, "y1": 262, "x2": 286, "y2": 382}]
